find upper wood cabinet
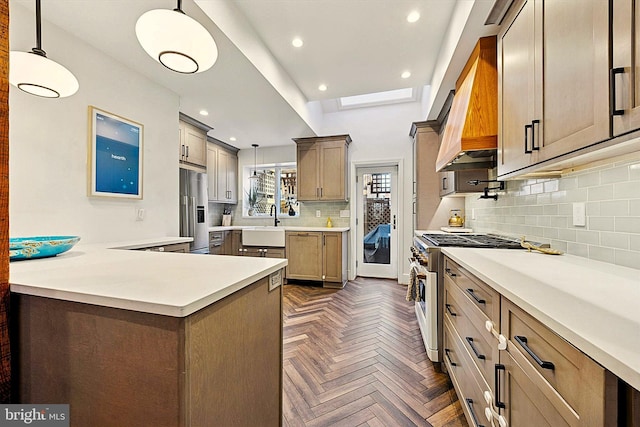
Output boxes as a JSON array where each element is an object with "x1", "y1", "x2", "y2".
[
  {"x1": 498, "y1": 0, "x2": 609, "y2": 177},
  {"x1": 179, "y1": 120, "x2": 208, "y2": 169},
  {"x1": 207, "y1": 142, "x2": 238, "y2": 204},
  {"x1": 293, "y1": 135, "x2": 351, "y2": 201},
  {"x1": 612, "y1": 0, "x2": 640, "y2": 136}
]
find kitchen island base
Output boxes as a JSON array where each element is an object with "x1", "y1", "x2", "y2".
[{"x1": 14, "y1": 273, "x2": 283, "y2": 427}]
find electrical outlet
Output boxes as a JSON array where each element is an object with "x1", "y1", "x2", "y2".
[
  {"x1": 572, "y1": 202, "x2": 586, "y2": 226},
  {"x1": 315, "y1": 210, "x2": 321, "y2": 218},
  {"x1": 136, "y1": 208, "x2": 145, "y2": 221}
]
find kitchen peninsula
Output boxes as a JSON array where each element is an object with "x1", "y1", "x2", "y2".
[{"x1": 10, "y1": 238, "x2": 287, "y2": 427}]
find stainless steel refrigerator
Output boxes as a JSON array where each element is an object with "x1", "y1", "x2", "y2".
[{"x1": 179, "y1": 168, "x2": 208, "y2": 253}]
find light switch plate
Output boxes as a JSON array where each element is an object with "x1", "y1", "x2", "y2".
[{"x1": 572, "y1": 202, "x2": 586, "y2": 226}]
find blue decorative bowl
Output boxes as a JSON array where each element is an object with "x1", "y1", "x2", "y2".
[{"x1": 9, "y1": 236, "x2": 81, "y2": 261}]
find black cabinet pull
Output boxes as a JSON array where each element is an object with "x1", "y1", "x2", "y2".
[
  {"x1": 465, "y1": 337, "x2": 486, "y2": 360},
  {"x1": 445, "y1": 304, "x2": 457, "y2": 317},
  {"x1": 444, "y1": 348, "x2": 457, "y2": 367},
  {"x1": 464, "y1": 398, "x2": 485, "y2": 427},
  {"x1": 466, "y1": 288, "x2": 485, "y2": 304},
  {"x1": 494, "y1": 364, "x2": 506, "y2": 409},
  {"x1": 445, "y1": 268, "x2": 457, "y2": 277},
  {"x1": 611, "y1": 67, "x2": 625, "y2": 116},
  {"x1": 531, "y1": 119, "x2": 540, "y2": 150},
  {"x1": 514, "y1": 335, "x2": 555, "y2": 370},
  {"x1": 524, "y1": 124, "x2": 533, "y2": 154}
]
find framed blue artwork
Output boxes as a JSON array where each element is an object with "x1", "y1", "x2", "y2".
[{"x1": 89, "y1": 106, "x2": 143, "y2": 199}]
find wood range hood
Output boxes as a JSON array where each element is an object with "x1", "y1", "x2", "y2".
[{"x1": 435, "y1": 36, "x2": 498, "y2": 172}]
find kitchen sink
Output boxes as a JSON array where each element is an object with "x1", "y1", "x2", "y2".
[{"x1": 241, "y1": 227, "x2": 285, "y2": 247}]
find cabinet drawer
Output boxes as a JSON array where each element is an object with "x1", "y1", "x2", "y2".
[
  {"x1": 210, "y1": 232, "x2": 224, "y2": 242},
  {"x1": 444, "y1": 318, "x2": 492, "y2": 427},
  {"x1": 444, "y1": 258, "x2": 499, "y2": 324},
  {"x1": 501, "y1": 298, "x2": 606, "y2": 422},
  {"x1": 445, "y1": 278, "x2": 499, "y2": 389}
]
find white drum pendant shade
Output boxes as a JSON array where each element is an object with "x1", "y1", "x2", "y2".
[
  {"x1": 10, "y1": 51, "x2": 79, "y2": 98},
  {"x1": 135, "y1": 9, "x2": 218, "y2": 74}
]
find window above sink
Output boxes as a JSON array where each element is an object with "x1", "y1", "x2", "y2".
[{"x1": 243, "y1": 162, "x2": 299, "y2": 218}]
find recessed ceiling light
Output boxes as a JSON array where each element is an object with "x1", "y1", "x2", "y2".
[
  {"x1": 407, "y1": 11, "x2": 420, "y2": 23},
  {"x1": 229, "y1": 137, "x2": 237, "y2": 142},
  {"x1": 401, "y1": 71, "x2": 411, "y2": 79},
  {"x1": 292, "y1": 38, "x2": 303, "y2": 48},
  {"x1": 199, "y1": 109, "x2": 209, "y2": 116},
  {"x1": 318, "y1": 84, "x2": 327, "y2": 91}
]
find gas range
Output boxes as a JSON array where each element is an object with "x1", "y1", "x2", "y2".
[{"x1": 418, "y1": 233, "x2": 523, "y2": 249}]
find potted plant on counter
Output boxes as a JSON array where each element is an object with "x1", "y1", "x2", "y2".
[{"x1": 245, "y1": 187, "x2": 260, "y2": 216}]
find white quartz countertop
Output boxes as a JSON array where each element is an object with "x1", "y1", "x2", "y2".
[
  {"x1": 442, "y1": 247, "x2": 640, "y2": 390},
  {"x1": 209, "y1": 225, "x2": 350, "y2": 232},
  {"x1": 10, "y1": 237, "x2": 287, "y2": 318}
]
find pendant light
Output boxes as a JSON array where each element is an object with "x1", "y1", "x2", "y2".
[
  {"x1": 136, "y1": 0, "x2": 218, "y2": 74},
  {"x1": 250, "y1": 144, "x2": 259, "y2": 179},
  {"x1": 9, "y1": 0, "x2": 79, "y2": 98}
]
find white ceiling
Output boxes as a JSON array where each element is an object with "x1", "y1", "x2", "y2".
[{"x1": 9, "y1": 0, "x2": 498, "y2": 149}]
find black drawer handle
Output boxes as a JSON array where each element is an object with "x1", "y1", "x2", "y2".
[
  {"x1": 465, "y1": 337, "x2": 485, "y2": 360},
  {"x1": 495, "y1": 364, "x2": 505, "y2": 409},
  {"x1": 464, "y1": 398, "x2": 485, "y2": 427},
  {"x1": 445, "y1": 304, "x2": 457, "y2": 317},
  {"x1": 514, "y1": 335, "x2": 555, "y2": 370},
  {"x1": 524, "y1": 123, "x2": 533, "y2": 154},
  {"x1": 445, "y1": 268, "x2": 457, "y2": 277},
  {"x1": 466, "y1": 288, "x2": 486, "y2": 304},
  {"x1": 444, "y1": 348, "x2": 457, "y2": 367},
  {"x1": 611, "y1": 67, "x2": 625, "y2": 116},
  {"x1": 531, "y1": 119, "x2": 540, "y2": 150}
]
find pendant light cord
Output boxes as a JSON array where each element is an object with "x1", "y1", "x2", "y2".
[{"x1": 32, "y1": 0, "x2": 46, "y2": 56}]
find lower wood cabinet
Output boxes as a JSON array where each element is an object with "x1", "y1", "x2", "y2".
[
  {"x1": 285, "y1": 231, "x2": 347, "y2": 288},
  {"x1": 15, "y1": 274, "x2": 283, "y2": 426},
  {"x1": 209, "y1": 231, "x2": 232, "y2": 255},
  {"x1": 443, "y1": 256, "x2": 614, "y2": 427}
]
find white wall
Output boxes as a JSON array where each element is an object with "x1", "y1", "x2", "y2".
[{"x1": 9, "y1": 5, "x2": 180, "y2": 243}]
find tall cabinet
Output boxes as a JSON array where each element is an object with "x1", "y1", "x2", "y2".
[
  {"x1": 293, "y1": 135, "x2": 351, "y2": 201},
  {"x1": 498, "y1": 0, "x2": 609, "y2": 177},
  {"x1": 207, "y1": 140, "x2": 238, "y2": 204}
]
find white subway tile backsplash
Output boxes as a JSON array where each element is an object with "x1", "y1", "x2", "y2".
[
  {"x1": 465, "y1": 157, "x2": 640, "y2": 269},
  {"x1": 601, "y1": 166, "x2": 629, "y2": 184},
  {"x1": 576, "y1": 230, "x2": 600, "y2": 245},
  {"x1": 600, "y1": 200, "x2": 629, "y2": 216},
  {"x1": 589, "y1": 246, "x2": 615, "y2": 264},
  {"x1": 601, "y1": 232, "x2": 629, "y2": 250},
  {"x1": 588, "y1": 184, "x2": 614, "y2": 201},
  {"x1": 614, "y1": 181, "x2": 640, "y2": 199},
  {"x1": 615, "y1": 249, "x2": 640, "y2": 270},
  {"x1": 588, "y1": 217, "x2": 615, "y2": 232},
  {"x1": 615, "y1": 217, "x2": 640, "y2": 233},
  {"x1": 577, "y1": 171, "x2": 600, "y2": 187}
]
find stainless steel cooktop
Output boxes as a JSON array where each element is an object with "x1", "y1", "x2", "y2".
[{"x1": 419, "y1": 233, "x2": 523, "y2": 249}]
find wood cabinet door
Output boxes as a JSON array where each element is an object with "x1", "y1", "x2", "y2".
[
  {"x1": 217, "y1": 150, "x2": 231, "y2": 201},
  {"x1": 498, "y1": 0, "x2": 538, "y2": 176},
  {"x1": 184, "y1": 125, "x2": 207, "y2": 167},
  {"x1": 206, "y1": 146, "x2": 218, "y2": 201},
  {"x1": 285, "y1": 232, "x2": 322, "y2": 280},
  {"x1": 612, "y1": 0, "x2": 640, "y2": 136},
  {"x1": 231, "y1": 230, "x2": 243, "y2": 256},
  {"x1": 226, "y1": 152, "x2": 238, "y2": 203},
  {"x1": 322, "y1": 232, "x2": 342, "y2": 283},
  {"x1": 319, "y1": 140, "x2": 346, "y2": 200},
  {"x1": 296, "y1": 143, "x2": 319, "y2": 201},
  {"x1": 537, "y1": 0, "x2": 609, "y2": 161}
]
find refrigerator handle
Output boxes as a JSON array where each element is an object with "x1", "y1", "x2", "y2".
[
  {"x1": 181, "y1": 195, "x2": 189, "y2": 236},
  {"x1": 189, "y1": 196, "x2": 196, "y2": 237}
]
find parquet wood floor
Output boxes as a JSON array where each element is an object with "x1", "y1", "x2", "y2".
[{"x1": 282, "y1": 277, "x2": 468, "y2": 427}]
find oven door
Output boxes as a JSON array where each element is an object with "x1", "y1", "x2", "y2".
[{"x1": 415, "y1": 270, "x2": 438, "y2": 362}]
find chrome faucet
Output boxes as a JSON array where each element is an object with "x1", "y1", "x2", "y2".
[{"x1": 270, "y1": 204, "x2": 280, "y2": 227}]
